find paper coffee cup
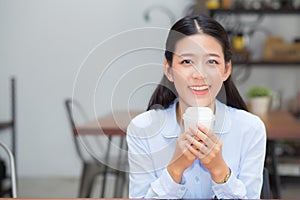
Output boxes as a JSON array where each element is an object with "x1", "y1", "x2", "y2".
[{"x1": 183, "y1": 107, "x2": 215, "y2": 132}]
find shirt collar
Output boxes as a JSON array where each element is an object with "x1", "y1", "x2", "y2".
[{"x1": 162, "y1": 99, "x2": 231, "y2": 138}]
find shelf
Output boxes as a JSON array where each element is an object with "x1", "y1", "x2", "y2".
[
  {"x1": 210, "y1": 8, "x2": 300, "y2": 15},
  {"x1": 234, "y1": 61, "x2": 300, "y2": 66},
  {"x1": 208, "y1": 8, "x2": 300, "y2": 66},
  {"x1": 277, "y1": 156, "x2": 300, "y2": 177}
]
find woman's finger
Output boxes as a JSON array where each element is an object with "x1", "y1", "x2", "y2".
[
  {"x1": 185, "y1": 143, "x2": 207, "y2": 158},
  {"x1": 185, "y1": 134, "x2": 197, "y2": 146},
  {"x1": 191, "y1": 128, "x2": 214, "y2": 147},
  {"x1": 185, "y1": 134, "x2": 210, "y2": 155},
  {"x1": 197, "y1": 124, "x2": 219, "y2": 143}
]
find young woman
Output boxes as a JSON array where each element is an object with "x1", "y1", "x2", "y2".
[{"x1": 126, "y1": 14, "x2": 266, "y2": 199}]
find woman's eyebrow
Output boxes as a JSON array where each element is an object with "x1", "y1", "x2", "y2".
[
  {"x1": 176, "y1": 53, "x2": 195, "y2": 57},
  {"x1": 177, "y1": 52, "x2": 221, "y2": 57},
  {"x1": 206, "y1": 53, "x2": 221, "y2": 57}
]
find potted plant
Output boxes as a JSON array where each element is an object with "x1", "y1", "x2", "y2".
[{"x1": 247, "y1": 86, "x2": 271, "y2": 115}]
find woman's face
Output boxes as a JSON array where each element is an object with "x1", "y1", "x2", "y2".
[{"x1": 164, "y1": 34, "x2": 231, "y2": 113}]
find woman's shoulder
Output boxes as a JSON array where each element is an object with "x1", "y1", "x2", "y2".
[
  {"x1": 129, "y1": 100, "x2": 177, "y2": 129},
  {"x1": 129, "y1": 108, "x2": 166, "y2": 129}
]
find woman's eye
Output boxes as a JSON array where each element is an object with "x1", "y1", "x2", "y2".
[
  {"x1": 207, "y1": 59, "x2": 218, "y2": 65},
  {"x1": 181, "y1": 59, "x2": 193, "y2": 64}
]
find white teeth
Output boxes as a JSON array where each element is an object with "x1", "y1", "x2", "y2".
[{"x1": 190, "y1": 85, "x2": 209, "y2": 91}]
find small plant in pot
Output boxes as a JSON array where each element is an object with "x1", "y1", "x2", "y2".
[{"x1": 247, "y1": 86, "x2": 271, "y2": 115}]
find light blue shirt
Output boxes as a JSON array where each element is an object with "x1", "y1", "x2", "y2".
[{"x1": 126, "y1": 99, "x2": 266, "y2": 199}]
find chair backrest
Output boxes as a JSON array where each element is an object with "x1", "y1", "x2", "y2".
[
  {"x1": 64, "y1": 99, "x2": 89, "y2": 161},
  {"x1": 261, "y1": 167, "x2": 271, "y2": 199},
  {"x1": 0, "y1": 141, "x2": 17, "y2": 198},
  {"x1": 64, "y1": 99, "x2": 113, "y2": 163}
]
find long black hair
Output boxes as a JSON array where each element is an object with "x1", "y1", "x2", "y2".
[{"x1": 147, "y1": 15, "x2": 247, "y2": 111}]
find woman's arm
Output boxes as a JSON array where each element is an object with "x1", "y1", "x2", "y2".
[
  {"x1": 211, "y1": 118, "x2": 267, "y2": 199},
  {"x1": 126, "y1": 122, "x2": 189, "y2": 199},
  {"x1": 185, "y1": 118, "x2": 266, "y2": 199}
]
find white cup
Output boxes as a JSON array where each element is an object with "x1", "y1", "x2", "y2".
[{"x1": 183, "y1": 107, "x2": 215, "y2": 132}]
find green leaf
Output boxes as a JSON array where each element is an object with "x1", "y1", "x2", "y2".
[{"x1": 247, "y1": 86, "x2": 271, "y2": 97}]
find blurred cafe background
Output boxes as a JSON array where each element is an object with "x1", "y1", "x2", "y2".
[{"x1": 0, "y1": 0, "x2": 300, "y2": 198}]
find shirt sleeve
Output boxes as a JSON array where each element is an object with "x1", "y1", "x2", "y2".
[
  {"x1": 212, "y1": 117, "x2": 267, "y2": 199},
  {"x1": 148, "y1": 168, "x2": 187, "y2": 198},
  {"x1": 126, "y1": 121, "x2": 187, "y2": 199}
]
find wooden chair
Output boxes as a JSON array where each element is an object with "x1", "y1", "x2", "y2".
[{"x1": 64, "y1": 99, "x2": 128, "y2": 198}]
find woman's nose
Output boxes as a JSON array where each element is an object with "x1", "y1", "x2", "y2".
[{"x1": 192, "y1": 65, "x2": 207, "y2": 79}]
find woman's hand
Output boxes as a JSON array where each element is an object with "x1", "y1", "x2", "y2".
[
  {"x1": 185, "y1": 124, "x2": 230, "y2": 183},
  {"x1": 167, "y1": 129, "x2": 197, "y2": 183}
]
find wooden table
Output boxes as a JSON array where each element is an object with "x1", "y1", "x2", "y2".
[
  {"x1": 76, "y1": 110, "x2": 300, "y2": 199},
  {"x1": 75, "y1": 110, "x2": 142, "y2": 136},
  {"x1": 260, "y1": 111, "x2": 300, "y2": 140},
  {"x1": 259, "y1": 111, "x2": 300, "y2": 199},
  {"x1": 76, "y1": 110, "x2": 300, "y2": 138}
]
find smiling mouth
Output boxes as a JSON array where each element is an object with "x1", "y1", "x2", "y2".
[
  {"x1": 188, "y1": 85, "x2": 210, "y2": 96},
  {"x1": 189, "y1": 85, "x2": 210, "y2": 91}
]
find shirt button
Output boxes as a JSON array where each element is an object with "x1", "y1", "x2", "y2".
[
  {"x1": 195, "y1": 176, "x2": 200, "y2": 182},
  {"x1": 181, "y1": 187, "x2": 185, "y2": 191}
]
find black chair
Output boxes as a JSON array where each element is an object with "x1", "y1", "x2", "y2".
[
  {"x1": 261, "y1": 167, "x2": 271, "y2": 199},
  {"x1": 0, "y1": 141, "x2": 17, "y2": 198},
  {"x1": 64, "y1": 99, "x2": 128, "y2": 198},
  {"x1": 0, "y1": 77, "x2": 17, "y2": 197}
]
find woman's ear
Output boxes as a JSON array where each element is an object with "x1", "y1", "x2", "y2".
[
  {"x1": 223, "y1": 60, "x2": 232, "y2": 81},
  {"x1": 164, "y1": 60, "x2": 174, "y2": 82}
]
